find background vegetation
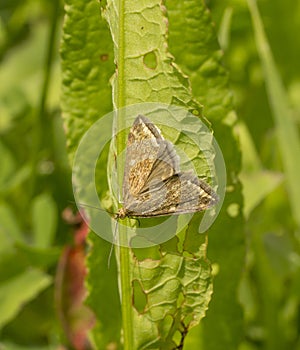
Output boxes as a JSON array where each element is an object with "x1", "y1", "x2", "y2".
[{"x1": 0, "y1": 0, "x2": 299, "y2": 349}]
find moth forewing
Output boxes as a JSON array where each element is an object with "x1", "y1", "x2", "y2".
[{"x1": 116, "y1": 115, "x2": 218, "y2": 220}]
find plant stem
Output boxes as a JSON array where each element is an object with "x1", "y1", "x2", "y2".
[
  {"x1": 115, "y1": 0, "x2": 134, "y2": 347},
  {"x1": 119, "y1": 244, "x2": 134, "y2": 349}
]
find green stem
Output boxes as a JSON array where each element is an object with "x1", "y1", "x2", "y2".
[
  {"x1": 119, "y1": 244, "x2": 134, "y2": 349},
  {"x1": 115, "y1": 0, "x2": 134, "y2": 348}
]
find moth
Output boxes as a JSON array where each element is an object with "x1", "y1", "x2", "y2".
[{"x1": 115, "y1": 115, "x2": 219, "y2": 220}]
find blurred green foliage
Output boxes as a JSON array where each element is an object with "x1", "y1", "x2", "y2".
[
  {"x1": 0, "y1": 0, "x2": 299, "y2": 349},
  {"x1": 0, "y1": 0, "x2": 73, "y2": 348}
]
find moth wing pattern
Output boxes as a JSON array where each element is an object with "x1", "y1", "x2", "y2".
[
  {"x1": 125, "y1": 172, "x2": 218, "y2": 217},
  {"x1": 119, "y1": 115, "x2": 218, "y2": 219},
  {"x1": 122, "y1": 115, "x2": 180, "y2": 203}
]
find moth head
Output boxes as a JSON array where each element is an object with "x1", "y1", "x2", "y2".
[{"x1": 115, "y1": 207, "x2": 127, "y2": 220}]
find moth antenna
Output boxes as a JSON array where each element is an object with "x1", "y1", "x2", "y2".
[
  {"x1": 107, "y1": 219, "x2": 118, "y2": 269},
  {"x1": 68, "y1": 200, "x2": 115, "y2": 216}
]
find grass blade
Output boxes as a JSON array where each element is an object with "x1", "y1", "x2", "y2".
[{"x1": 248, "y1": 0, "x2": 300, "y2": 228}]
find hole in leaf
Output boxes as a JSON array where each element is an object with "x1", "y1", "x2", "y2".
[
  {"x1": 100, "y1": 54, "x2": 109, "y2": 61},
  {"x1": 132, "y1": 279, "x2": 147, "y2": 313},
  {"x1": 143, "y1": 50, "x2": 157, "y2": 70},
  {"x1": 227, "y1": 203, "x2": 240, "y2": 217}
]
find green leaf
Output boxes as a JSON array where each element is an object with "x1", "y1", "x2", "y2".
[
  {"x1": 86, "y1": 233, "x2": 121, "y2": 349},
  {"x1": 61, "y1": 0, "x2": 114, "y2": 162},
  {"x1": 0, "y1": 203, "x2": 24, "y2": 246},
  {"x1": 15, "y1": 243, "x2": 61, "y2": 269},
  {"x1": 218, "y1": 7, "x2": 233, "y2": 51},
  {"x1": 237, "y1": 122, "x2": 283, "y2": 217},
  {"x1": 0, "y1": 21, "x2": 49, "y2": 107},
  {"x1": 0, "y1": 141, "x2": 15, "y2": 187},
  {"x1": 105, "y1": 0, "x2": 214, "y2": 348},
  {"x1": 0, "y1": 268, "x2": 52, "y2": 330},
  {"x1": 248, "y1": 0, "x2": 300, "y2": 229},
  {"x1": 31, "y1": 193, "x2": 57, "y2": 248},
  {"x1": 61, "y1": 0, "x2": 116, "y2": 347},
  {"x1": 0, "y1": 142, "x2": 31, "y2": 194},
  {"x1": 106, "y1": 0, "x2": 201, "y2": 110},
  {"x1": 167, "y1": 1, "x2": 245, "y2": 349},
  {"x1": 62, "y1": 1, "x2": 231, "y2": 349},
  {"x1": 241, "y1": 171, "x2": 283, "y2": 218},
  {"x1": 131, "y1": 217, "x2": 212, "y2": 349},
  {"x1": 0, "y1": 343, "x2": 56, "y2": 350}
]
